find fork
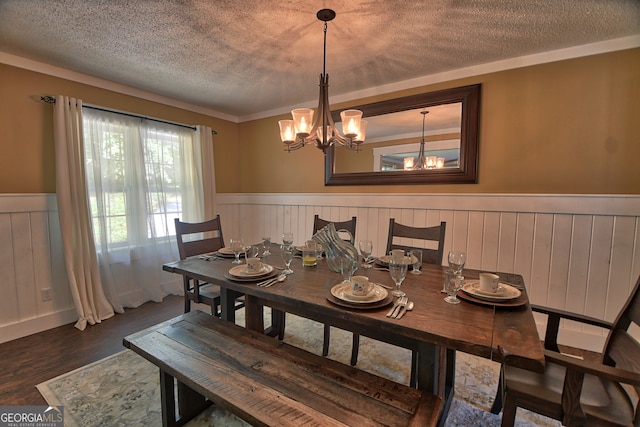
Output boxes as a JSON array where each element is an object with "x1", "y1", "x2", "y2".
[
  {"x1": 388, "y1": 296, "x2": 407, "y2": 318},
  {"x1": 256, "y1": 277, "x2": 277, "y2": 287},
  {"x1": 391, "y1": 296, "x2": 408, "y2": 318}
]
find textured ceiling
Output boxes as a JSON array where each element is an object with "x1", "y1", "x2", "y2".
[{"x1": 1, "y1": 0, "x2": 639, "y2": 121}]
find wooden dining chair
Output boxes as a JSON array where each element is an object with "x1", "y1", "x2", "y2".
[
  {"x1": 351, "y1": 219, "x2": 447, "y2": 386},
  {"x1": 386, "y1": 219, "x2": 447, "y2": 265},
  {"x1": 276, "y1": 215, "x2": 358, "y2": 359},
  {"x1": 313, "y1": 214, "x2": 357, "y2": 244},
  {"x1": 313, "y1": 215, "x2": 358, "y2": 356},
  {"x1": 490, "y1": 274, "x2": 640, "y2": 427},
  {"x1": 174, "y1": 216, "x2": 244, "y2": 316}
]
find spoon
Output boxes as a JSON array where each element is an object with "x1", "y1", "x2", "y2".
[
  {"x1": 263, "y1": 273, "x2": 287, "y2": 287},
  {"x1": 396, "y1": 301, "x2": 414, "y2": 319}
]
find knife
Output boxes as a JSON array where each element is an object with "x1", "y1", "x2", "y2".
[
  {"x1": 395, "y1": 301, "x2": 413, "y2": 319},
  {"x1": 386, "y1": 299, "x2": 401, "y2": 317}
]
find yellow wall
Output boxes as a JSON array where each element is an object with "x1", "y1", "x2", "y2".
[
  {"x1": 2, "y1": 47, "x2": 639, "y2": 195},
  {"x1": 240, "y1": 48, "x2": 640, "y2": 194},
  {"x1": 0, "y1": 63, "x2": 240, "y2": 193}
]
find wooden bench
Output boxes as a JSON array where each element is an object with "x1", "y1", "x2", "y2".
[{"x1": 123, "y1": 310, "x2": 442, "y2": 427}]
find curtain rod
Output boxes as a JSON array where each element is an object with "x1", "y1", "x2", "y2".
[{"x1": 40, "y1": 96, "x2": 217, "y2": 135}]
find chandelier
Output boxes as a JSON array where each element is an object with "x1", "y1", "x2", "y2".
[
  {"x1": 278, "y1": 9, "x2": 366, "y2": 153},
  {"x1": 403, "y1": 110, "x2": 445, "y2": 170}
]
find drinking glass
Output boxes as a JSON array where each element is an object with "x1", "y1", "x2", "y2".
[
  {"x1": 281, "y1": 244, "x2": 294, "y2": 274},
  {"x1": 244, "y1": 245, "x2": 259, "y2": 263},
  {"x1": 389, "y1": 258, "x2": 408, "y2": 297},
  {"x1": 261, "y1": 236, "x2": 271, "y2": 256},
  {"x1": 282, "y1": 232, "x2": 294, "y2": 246},
  {"x1": 340, "y1": 257, "x2": 358, "y2": 283},
  {"x1": 409, "y1": 249, "x2": 422, "y2": 275},
  {"x1": 358, "y1": 240, "x2": 373, "y2": 269},
  {"x1": 229, "y1": 237, "x2": 245, "y2": 264},
  {"x1": 444, "y1": 250, "x2": 466, "y2": 291},
  {"x1": 444, "y1": 269, "x2": 464, "y2": 304},
  {"x1": 448, "y1": 250, "x2": 466, "y2": 274}
]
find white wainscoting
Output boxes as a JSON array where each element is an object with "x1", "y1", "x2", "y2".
[
  {"x1": 216, "y1": 193, "x2": 640, "y2": 352},
  {"x1": 0, "y1": 194, "x2": 75, "y2": 344},
  {"x1": 2, "y1": 193, "x2": 639, "y2": 352}
]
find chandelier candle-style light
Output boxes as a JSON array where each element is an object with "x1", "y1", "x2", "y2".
[
  {"x1": 410, "y1": 110, "x2": 444, "y2": 170},
  {"x1": 278, "y1": 9, "x2": 366, "y2": 153}
]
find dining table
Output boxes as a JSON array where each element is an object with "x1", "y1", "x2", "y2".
[{"x1": 162, "y1": 244, "x2": 545, "y2": 420}]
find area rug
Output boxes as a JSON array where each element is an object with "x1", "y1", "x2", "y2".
[{"x1": 37, "y1": 309, "x2": 560, "y2": 427}]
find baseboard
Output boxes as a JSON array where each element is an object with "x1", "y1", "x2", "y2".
[{"x1": 0, "y1": 308, "x2": 77, "y2": 344}]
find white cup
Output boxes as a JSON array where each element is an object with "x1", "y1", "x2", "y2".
[
  {"x1": 352, "y1": 276, "x2": 373, "y2": 296},
  {"x1": 246, "y1": 257, "x2": 262, "y2": 272},
  {"x1": 390, "y1": 249, "x2": 405, "y2": 263},
  {"x1": 479, "y1": 273, "x2": 500, "y2": 293}
]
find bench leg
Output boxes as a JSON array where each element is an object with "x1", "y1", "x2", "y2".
[
  {"x1": 160, "y1": 370, "x2": 177, "y2": 427},
  {"x1": 159, "y1": 370, "x2": 212, "y2": 427}
]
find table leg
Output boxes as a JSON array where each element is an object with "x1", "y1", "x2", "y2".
[
  {"x1": 417, "y1": 344, "x2": 456, "y2": 426},
  {"x1": 219, "y1": 289, "x2": 243, "y2": 322},
  {"x1": 244, "y1": 294, "x2": 265, "y2": 332}
]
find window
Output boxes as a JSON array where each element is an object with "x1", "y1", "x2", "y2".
[{"x1": 83, "y1": 109, "x2": 195, "y2": 248}]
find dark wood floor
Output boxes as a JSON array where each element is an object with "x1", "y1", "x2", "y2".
[
  {"x1": 0, "y1": 295, "x2": 186, "y2": 405},
  {"x1": 0, "y1": 295, "x2": 600, "y2": 406}
]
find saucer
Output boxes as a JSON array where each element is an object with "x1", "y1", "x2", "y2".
[
  {"x1": 217, "y1": 247, "x2": 244, "y2": 258},
  {"x1": 330, "y1": 282, "x2": 388, "y2": 304},
  {"x1": 375, "y1": 254, "x2": 417, "y2": 267},
  {"x1": 461, "y1": 281, "x2": 521, "y2": 302},
  {"x1": 228, "y1": 264, "x2": 274, "y2": 278}
]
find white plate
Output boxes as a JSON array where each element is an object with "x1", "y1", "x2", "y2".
[
  {"x1": 330, "y1": 282, "x2": 388, "y2": 304},
  {"x1": 217, "y1": 247, "x2": 245, "y2": 257},
  {"x1": 228, "y1": 264, "x2": 274, "y2": 278},
  {"x1": 461, "y1": 281, "x2": 521, "y2": 302},
  {"x1": 375, "y1": 254, "x2": 417, "y2": 266}
]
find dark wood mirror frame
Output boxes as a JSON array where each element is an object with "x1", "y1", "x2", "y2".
[{"x1": 325, "y1": 84, "x2": 480, "y2": 186}]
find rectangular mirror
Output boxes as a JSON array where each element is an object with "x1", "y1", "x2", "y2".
[{"x1": 325, "y1": 84, "x2": 480, "y2": 185}]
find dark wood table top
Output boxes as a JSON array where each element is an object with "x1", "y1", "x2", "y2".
[{"x1": 163, "y1": 250, "x2": 544, "y2": 374}]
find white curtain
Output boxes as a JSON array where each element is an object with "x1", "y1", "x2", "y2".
[
  {"x1": 197, "y1": 126, "x2": 217, "y2": 219},
  {"x1": 53, "y1": 96, "x2": 115, "y2": 330},
  {"x1": 82, "y1": 109, "x2": 204, "y2": 311}
]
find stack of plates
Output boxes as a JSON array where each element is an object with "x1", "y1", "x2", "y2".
[
  {"x1": 375, "y1": 254, "x2": 418, "y2": 267},
  {"x1": 459, "y1": 281, "x2": 525, "y2": 306},
  {"x1": 216, "y1": 247, "x2": 244, "y2": 258},
  {"x1": 225, "y1": 264, "x2": 277, "y2": 283},
  {"x1": 327, "y1": 282, "x2": 392, "y2": 309}
]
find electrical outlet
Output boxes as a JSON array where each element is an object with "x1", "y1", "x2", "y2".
[{"x1": 41, "y1": 288, "x2": 52, "y2": 301}]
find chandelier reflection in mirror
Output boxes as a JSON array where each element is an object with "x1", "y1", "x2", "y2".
[
  {"x1": 278, "y1": 9, "x2": 366, "y2": 153},
  {"x1": 403, "y1": 110, "x2": 445, "y2": 170}
]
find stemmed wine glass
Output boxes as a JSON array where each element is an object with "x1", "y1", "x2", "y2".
[
  {"x1": 443, "y1": 250, "x2": 466, "y2": 291},
  {"x1": 389, "y1": 257, "x2": 408, "y2": 297},
  {"x1": 358, "y1": 240, "x2": 373, "y2": 269},
  {"x1": 281, "y1": 244, "x2": 294, "y2": 274},
  {"x1": 282, "y1": 232, "x2": 294, "y2": 246},
  {"x1": 229, "y1": 237, "x2": 245, "y2": 264}
]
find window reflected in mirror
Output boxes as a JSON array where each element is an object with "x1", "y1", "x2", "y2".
[
  {"x1": 335, "y1": 103, "x2": 462, "y2": 174},
  {"x1": 325, "y1": 84, "x2": 480, "y2": 186}
]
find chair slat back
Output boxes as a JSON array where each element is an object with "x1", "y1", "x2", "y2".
[
  {"x1": 386, "y1": 219, "x2": 446, "y2": 265},
  {"x1": 602, "y1": 275, "x2": 640, "y2": 395},
  {"x1": 174, "y1": 216, "x2": 225, "y2": 260},
  {"x1": 313, "y1": 215, "x2": 357, "y2": 244}
]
